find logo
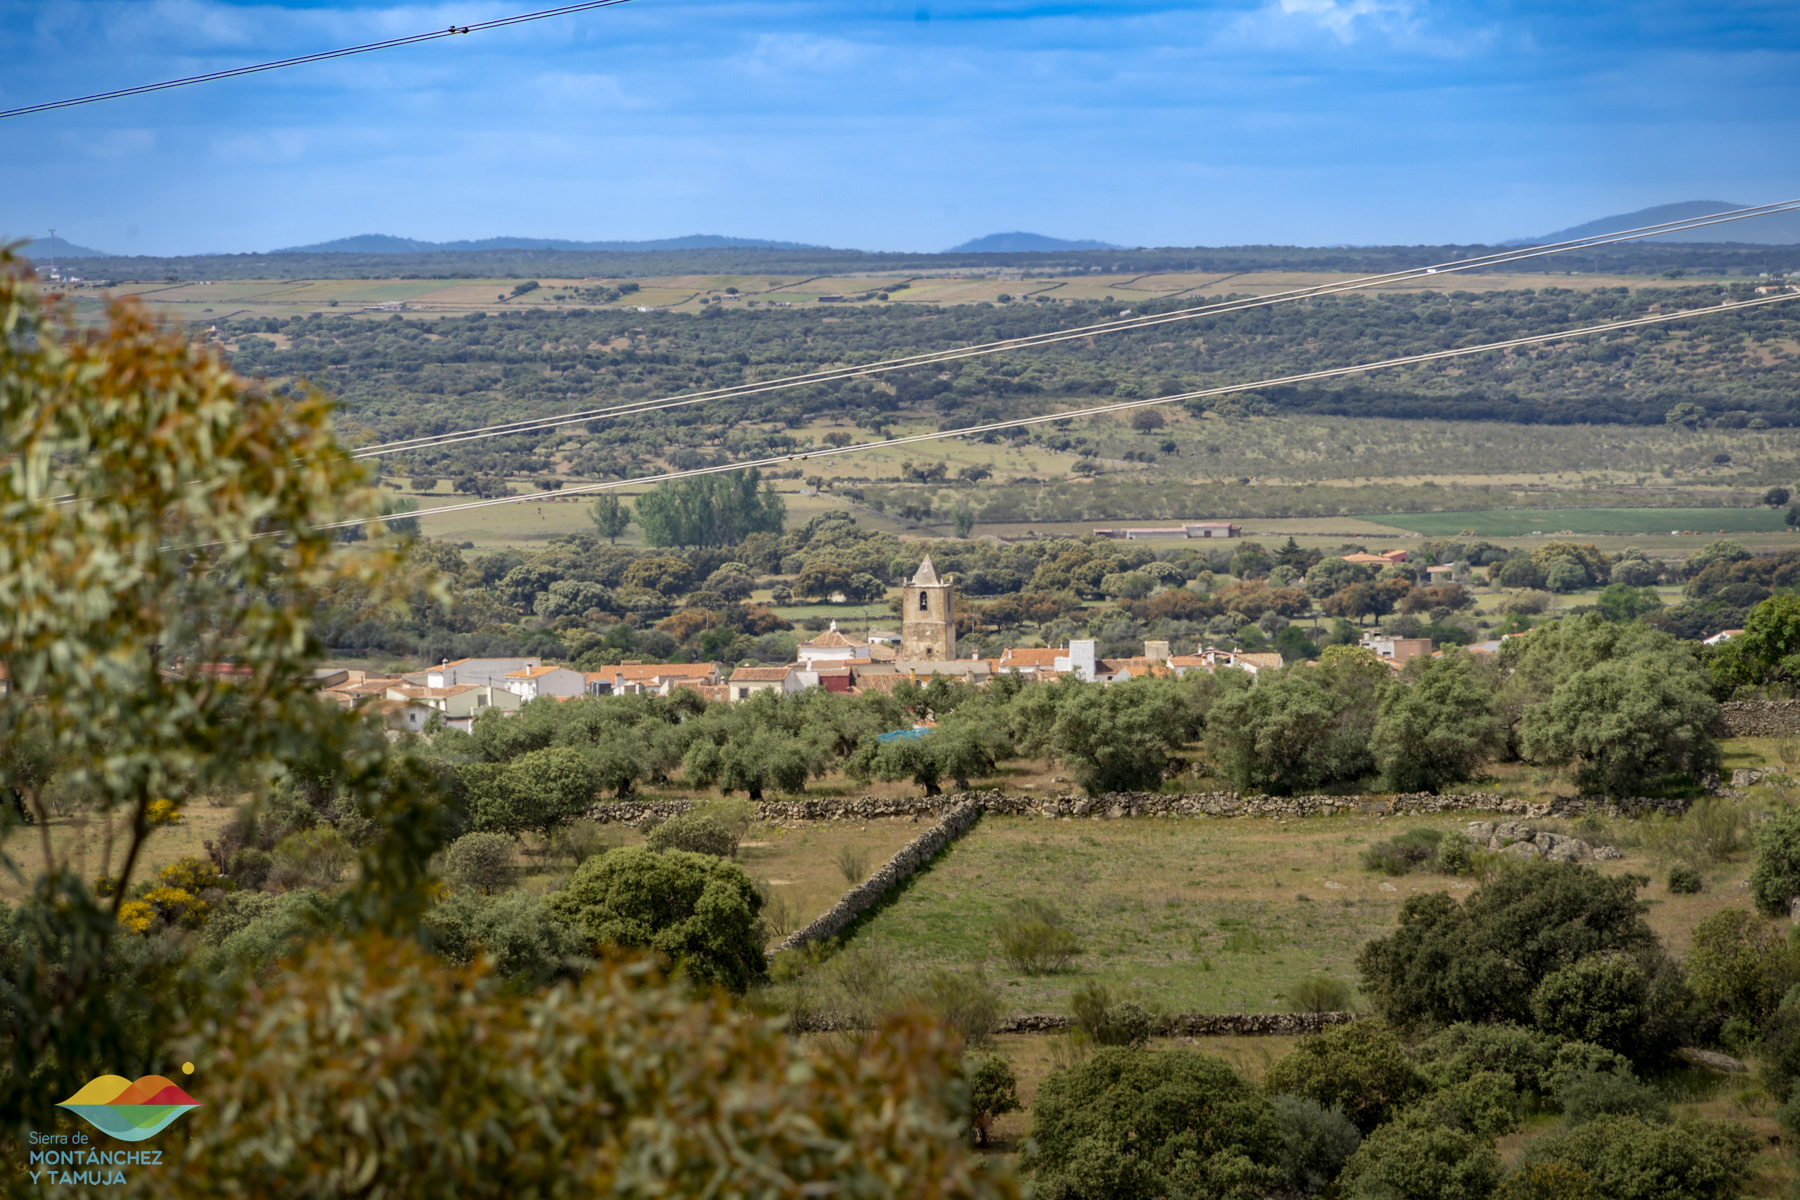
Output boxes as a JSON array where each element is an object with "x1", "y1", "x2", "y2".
[{"x1": 57, "y1": 1074, "x2": 201, "y2": 1142}]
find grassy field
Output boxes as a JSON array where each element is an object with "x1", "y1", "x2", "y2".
[
  {"x1": 839, "y1": 797, "x2": 1765, "y2": 1016},
  {"x1": 1379, "y1": 506, "x2": 1796, "y2": 537}
]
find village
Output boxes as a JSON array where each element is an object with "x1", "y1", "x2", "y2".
[{"x1": 318, "y1": 554, "x2": 1465, "y2": 734}]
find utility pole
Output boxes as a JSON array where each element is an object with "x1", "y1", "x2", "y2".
[{"x1": 46, "y1": 227, "x2": 57, "y2": 279}]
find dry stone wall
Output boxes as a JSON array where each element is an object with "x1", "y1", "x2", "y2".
[
  {"x1": 1717, "y1": 700, "x2": 1800, "y2": 738},
  {"x1": 588, "y1": 788, "x2": 1690, "y2": 826},
  {"x1": 789, "y1": 1010, "x2": 1355, "y2": 1035},
  {"x1": 997, "y1": 1011, "x2": 1356, "y2": 1036},
  {"x1": 769, "y1": 800, "x2": 984, "y2": 953}
]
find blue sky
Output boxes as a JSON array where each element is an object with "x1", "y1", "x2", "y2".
[{"x1": 3, "y1": 0, "x2": 1797, "y2": 255}]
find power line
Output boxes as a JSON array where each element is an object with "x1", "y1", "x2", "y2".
[
  {"x1": 353, "y1": 198, "x2": 1800, "y2": 460},
  {"x1": 0, "y1": 0, "x2": 638, "y2": 121},
  {"x1": 349, "y1": 290, "x2": 1799, "y2": 532}
]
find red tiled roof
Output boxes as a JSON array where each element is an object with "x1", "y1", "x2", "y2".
[
  {"x1": 801, "y1": 628, "x2": 868, "y2": 649},
  {"x1": 392, "y1": 684, "x2": 478, "y2": 699},
  {"x1": 611, "y1": 662, "x2": 719, "y2": 680},
  {"x1": 729, "y1": 666, "x2": 793, "y2": 683},
  {"x1": 998, "y1": 647, "x2": 1062, "y2": 668}
]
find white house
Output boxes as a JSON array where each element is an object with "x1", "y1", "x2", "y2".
[
  {"x1": 383, "y1": 683, "x2": 522, "y2": 731},
  {"x1": 502, "y1": 665, "x2": 588, "y2": 701},
  {"x1": 796, "y1": 623, "x2": 873, "y2": 669},
  {"x1": 426, "y1": 657, "x2": 542, "y2": 690},
  {"x1": 727, "y1": 665, "x2": 806, "y2": 702}
]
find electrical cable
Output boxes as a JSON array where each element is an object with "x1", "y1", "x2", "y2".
[
  {"x1": 352, "y1": 198, "x2": 1800, "y2": 459},
  {"x1": 335, "y1": 289, "x2": 1798, "y2": 532},
  {"x1": 0, "y1": 0, "x2": 638, "y2": 121}
]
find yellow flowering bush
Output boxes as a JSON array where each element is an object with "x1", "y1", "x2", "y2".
[
  {"x1": 157, "y1": 855, "x2": 226, "y2": 894},
  {"x1": 141, "y1": 886, "x2": 208, "y2": 929},
  {"x1": 115, "y1": 900, "x2": 157, "y2": 935},
  {"x1": 146, "y1": 798, "x2": 184, "y2": 827}
]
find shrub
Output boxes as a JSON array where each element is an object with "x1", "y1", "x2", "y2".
[
  {"x1": 966, "y1": 1055, "x2": 1021, "y2": 1146},
  {"x1": 229, "y1": 847, "x2": 272, "y2": 890},
  {"x1": 1556, "y1": 1068, "x2": 1669, "y2": 1126},
  {"x1": 1544, "y1": 1040, "x2": 1634, "y2": 1096},
  {"x1": 1667, "y1": 865, "x2": 1703, "y2": 894},
  {"x1": 1408, "y1": 1070, "x2": 1522, "y2": 1139},
  {"x1": 270, "y1": 825, "x2": 353, "y2": 889},
  {"x1": 1357, "y1": 862, "x2": 1657, "y2": 1032},
  {"x1": 154, "y1": 934, "x2": 1016, "y2": 1200},
  {"x1": 1759, "y1": 991, "x2": 1800, "y2": 1100},
  {"x1": 200, "y1": 890, "x2": 280, "y2": 946},
  {"x1": 424, "y1": 890, "x2": 585, "y2": 988},
  {"x1": 158, "y1": 856, "x2": 227, "y2": 894},
  {"x1": 548, "y1": 818, "x2": 615, "y2": 867},
  {"x1": 1684, "y1": 906, "x2": 1800, "y2": 1023},
  {"x1": 1024, "y1": 1048, "x2": 1286, "y2": 1200},
  {"x1": 1493, "y1": 1160, "x2": 1599, "y2": 1200},
  {"x1": 1528, "y1": 954, "x2": 1649, "y2": 1056},
  {"x1": 1362, "y1": 829, "x2": 1445, "y2": 876},
  {"x1": 1337, "y1": 1114, "x2": 1503, "y2": 1200},
  {"x1": 1514, "y1": 1113, "x2": 1759, "y2": 1200},
  {"x1": 1750, "y1": 803, "x2": 1800, "y2": 918},
  {"x1": 1640, "y1": 797, "x2": 1744, "y2": 869},
  {"x1": 441, "y1": 831, "x2": 519, "y2": 894},
  {"x1": 1069, "y1": 982, "x2": 1151, "y2": 1047},
  {"x1": 1415, "y1": 1022, "x2": 1560, "y2": 1099},
  {"x1": 1271, "y1": 1094, "x2": 1361, "y2": 1196},
  {"x1": 1286, "y1": 975, "x2": 1353, "y2": 1015},
  {"x1": 209, "y1": 888, "x2": 337, "y2": 967},
  {"x1": 1438, "y1": 836, "x2": 1474, "y2": 875},
  {"x1": 1263, "y1": 1021, "x2": 1428, "y2": 1134},
  {"x1": 995, "y1": 899, "x2": 1082, "y2": 975},
  {"x1": 548, "y1": 847, "x2": 766, "y2": 994},
  {"x1": 834, "y1": 843, "x2": 872, "y2": 884},
  {"x1": 913, "y1": 967, "x2": 1003, "y2": 1049},
  {"x1": 645, "y1": 812, "x2": 737, "y2": 858}
]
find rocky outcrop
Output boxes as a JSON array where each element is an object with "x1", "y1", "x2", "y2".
[
  {"x1": 1462, "y1": 820, "x2": 1616, "y2": 862},
  {"x1": 770, "y1": 800, "x2": 984, "y2": 953},
  {"x1": 1717, "y1": 700, "x2": 1800, "y2": 738}
]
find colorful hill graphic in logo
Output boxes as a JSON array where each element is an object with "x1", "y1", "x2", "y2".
[{"x1": 58, "y1": 1075, "x2": 201, "y2": 1142}]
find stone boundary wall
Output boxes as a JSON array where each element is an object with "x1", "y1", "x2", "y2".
[
  {"x1": 1717, "y1": 701, "x2": 1800, "y2": 738},
  {"x1": 790, "y1": 1010, "x2": 1356, "y2": 1035},
  {"x1": 587, "y1": 789, "x2": 1690, "y2": 826},
  {"x1": 770, "y1": 800, "x2": 985, "y2": 953}
]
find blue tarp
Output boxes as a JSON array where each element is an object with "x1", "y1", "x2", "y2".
[{"x1": 876, "y1": 727, "x2": 932, "y2": 743}]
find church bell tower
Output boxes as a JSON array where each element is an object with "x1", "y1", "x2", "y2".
[{"x1": 901, "y1": 556, "x2": 955, "y2": 660}]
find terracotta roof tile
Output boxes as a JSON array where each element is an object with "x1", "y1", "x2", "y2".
[{"x1": 729, "y1": 666, "x2": 793, "y2": 682}]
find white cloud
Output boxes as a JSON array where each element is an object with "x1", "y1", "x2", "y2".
[
  {"x1": 1276, "y1": 0, "x2": 1415, "y2": 42},
  {"x1": 539, "y1": 71, "x2": 650, "y2": 112},
  {"x1": 734, "y1": 33, "x2": 867, "y2": 80},
  {"x1": 64, "y1": 128, "x2": 156, "y2": 160}
]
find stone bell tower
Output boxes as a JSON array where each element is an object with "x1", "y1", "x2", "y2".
[{"x1": 901, "y1": 556, "x2": 955, "y2": 661}]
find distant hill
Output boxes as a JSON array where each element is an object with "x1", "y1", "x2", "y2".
[
  {"x1": 947, "y1": 232, "x2": 1119, "y2": 253},
  {"x1": 1512, "y1": 201, "x2": 1800, "y2": 246},
  {"x1": 19, "y1": 237, "x2": 111, "y2": 258},
  {"x1": 274, "y1": 233, "x2": 828, "y2": 254}
]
